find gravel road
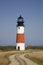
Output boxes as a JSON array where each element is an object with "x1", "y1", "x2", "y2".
[
  {"x1": 9, "y1": 55, "x2": 19, "y2": 65},
  {"x1": 9, "y1": 54, "x2": 38, "y2": 65}
]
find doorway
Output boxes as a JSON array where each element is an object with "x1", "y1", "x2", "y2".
[{"x1": 18, "y1": 46, "x2": 20, "y2": 50}]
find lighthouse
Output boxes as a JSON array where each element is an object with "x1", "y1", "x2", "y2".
[{"x1": 16, "y1": 15, "x2": 25, "y2": 50}]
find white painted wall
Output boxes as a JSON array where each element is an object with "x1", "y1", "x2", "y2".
[
  {"x1": 17, "y1": 26, "x2": 24, "y2": 34},
  {"x1": 16, "y1": 43, "x2": 25, "y2": 50}
]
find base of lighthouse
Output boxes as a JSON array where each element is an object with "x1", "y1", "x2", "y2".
[{"x1": 16, "y1": 43, "x2": 25, "y2": 50}]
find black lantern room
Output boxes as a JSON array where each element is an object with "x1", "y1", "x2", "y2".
[{"x1": 17, "y1": 15, "x2": 24, "y2": 27}]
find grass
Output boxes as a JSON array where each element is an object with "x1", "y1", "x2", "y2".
[
  {"x1": 0, "y1": 46, "x2": 16, "y2": 51},
  {"x1": 0, "y1": 49, "x2": 43, "y2": 65},
  {"x1": 25, "y1": 54, "x2": 43, "y2": 65},
  {"x1": 26, "y1": 46, "x2": 43, "y2": 50},
  {"x1": 0, "y1": 56, "x2": 9, "y2": 65},
  {"x1": 0, "y1": 50, "x2": 28, "y2": 65},
  {"x1": 4, "y1": 54, "x2": 11, "y2": 65},
  {"x1": 0, "y1": 52, "x2": 11, "y2": 65}
]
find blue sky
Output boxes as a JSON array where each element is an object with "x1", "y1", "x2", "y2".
[{"x1": 0, "y1": 0, "x2": 43, "y2": 46}]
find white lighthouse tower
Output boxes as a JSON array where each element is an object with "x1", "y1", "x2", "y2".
[{"x1": 16, "y1": 15, "x2": 25, "y2": 50}]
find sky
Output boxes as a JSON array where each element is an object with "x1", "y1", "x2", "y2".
[{"x1": 0, "y1": 0, "x2": 43, "y2": 46}]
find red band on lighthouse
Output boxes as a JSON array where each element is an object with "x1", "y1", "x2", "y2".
[{"x1": 16, "y1": 34, "x2": 24, "y2": 43}]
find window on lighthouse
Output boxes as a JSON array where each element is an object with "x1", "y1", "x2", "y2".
[
  {"x1": 18, "y1": 27, "x2": 20, "y2": 29},
  {"x1": 19, "y1": 19, "x2": 23, "y2": 22}
]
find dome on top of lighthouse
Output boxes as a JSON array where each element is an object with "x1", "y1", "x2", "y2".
[
  {"x1": 18, "y1": 15, "x2": 23, "y2": 19},
  {"x1": 17, "y1": 15, "x2": 24, "y2": 22},
  {"x1": 17, "y1": 15, "x2": 24, "y2": 26}
]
